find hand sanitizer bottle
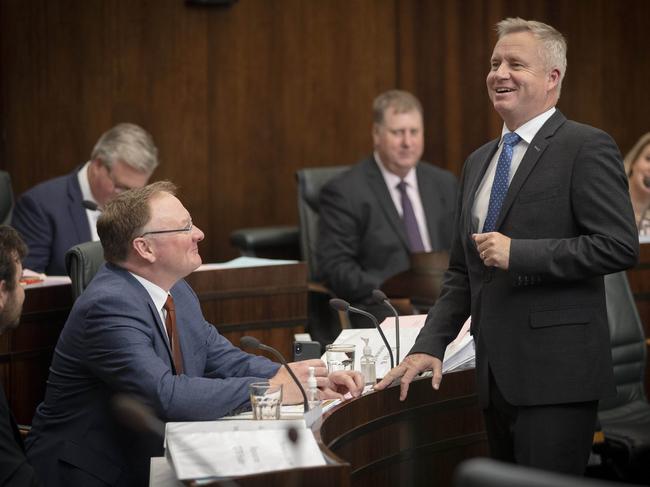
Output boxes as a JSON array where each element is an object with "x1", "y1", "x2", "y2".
[
  {"x1": 307, "y1": 366, "x2": 320, "y2": 409},
  {"x1": 360, "y1": 337, "x2": 376, "y2": 385}
]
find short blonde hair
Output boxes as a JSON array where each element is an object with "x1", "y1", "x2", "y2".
[
  {"x1": 624, "y1": 132, "x2": 650, "y2": 176},
  {"x1": 373, "y1": 90, "x2": 423, "y2": 124}
]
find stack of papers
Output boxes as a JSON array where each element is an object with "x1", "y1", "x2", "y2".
[
  {"x1": 165, "y1": 419, "x2": 325, "y2": 481},
  {"x1": 325, "y1": 315, "x2": 475, "y2": 378}
]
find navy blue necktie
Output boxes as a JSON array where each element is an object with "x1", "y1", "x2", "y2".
[
  {"x1": 482, "y1": 132, "x2": 521, "y2": 232},
  {"x1": 397, "y1": 180, "x2": 425, "y2": 253}
]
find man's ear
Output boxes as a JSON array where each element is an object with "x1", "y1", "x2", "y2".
[{"x1": 132, "y1": 238, "x2": 156, "y2": 264}]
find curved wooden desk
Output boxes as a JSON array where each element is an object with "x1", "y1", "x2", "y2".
[{"x1": 315, "y1": 369, "x2": 488, "y2": 486}]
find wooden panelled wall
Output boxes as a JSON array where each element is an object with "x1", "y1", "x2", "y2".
[{"x1": 1, "y1": 0, "x2": 648, "y2": 263}]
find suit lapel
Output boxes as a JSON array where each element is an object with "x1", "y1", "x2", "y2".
[
  {"x1": 66, "y1": 170, "x2": 92, "y2": 243},
  {"x1": 493, "y1": 110, "x2": 566, "y2": 230},
  {"x1": 365, "y1": 158, "x2": 411, "y2": 251},
  {"x1": 418, "y1": 165, "x2": 443, "y2": 247},
  {"x1": 467, "y1": 141, "x2": 500, "y2": 234}
]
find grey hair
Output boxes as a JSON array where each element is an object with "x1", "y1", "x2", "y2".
[
  {"x1": 91, "y1": 123, "x2": 159, "y2": 173},
  {"x1": 373, "y1": 90, "x2": 423, "y2": 125},
  {"x1": 496, "y1": 17, "x2": 567, "y2": 95}
]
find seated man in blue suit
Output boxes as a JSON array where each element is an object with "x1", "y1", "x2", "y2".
[
  {"x1": 0, "y1": 226, "x2": 39, "y2": 486},
  {"x1": 318, "y1": 90, "x2": 458, "y2": 325},
  {"x1": 25, "y1": 181, "x2": 363, "y2": 487},
  {"x1": 11, "y1": 123, "x2": 158, "y2": 275}
]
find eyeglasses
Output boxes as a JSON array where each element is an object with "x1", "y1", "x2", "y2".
[
  {"x1": 103, "y1": 163, "x2": 135, "y2": 193},
  {"x1": 139, "y1": 220, "x2": 193, "y2": 238}
]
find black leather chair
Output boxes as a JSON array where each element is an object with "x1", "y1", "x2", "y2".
[
  {"x1": 229, "y1": 225, "x2": 300, "y2": 260},
  {"x1": 65, "y1": 241, "x2": 105, "y2": 301},
  {"x1": 0, "y1": 170, "x2": 14, "y2": 225},
  {"x1": 455, "y1": 458, "x2": 629, "y2": 487},
  {"x1": 296, "y1": 165, "x2": 350, "y2": 344},
  {"x1": 593, "y1": 271, "x2": 650, "y2": 483}
]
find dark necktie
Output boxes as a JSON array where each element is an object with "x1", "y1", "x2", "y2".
[
  {"x1": 482, "y1": 132, "x2": 522, "y2": 232},
  {"x1": 397, "y1": 180, "x2": 425, "y2": 253},
  {"x1": 163, "y1": 295, "x2": 184, "y2": 375}
]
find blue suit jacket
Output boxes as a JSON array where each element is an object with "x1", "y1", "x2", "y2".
[
  {"x1": 25, "y1": 263, "x2": 280, "y2": 487},
  {"x1": 11, "y1": 169, "x2": 91, "y2": 275}
]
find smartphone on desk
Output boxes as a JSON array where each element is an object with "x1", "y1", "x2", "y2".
[{"x1": 293, "y1": 341, "x2": 322, "y2": 361}]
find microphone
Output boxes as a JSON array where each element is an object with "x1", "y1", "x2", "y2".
[
  {"x1": 240, "y1": 336, "x2": 309, "y2": 412},
  {"x1": 82, "y1": 200, "x2": 101, "y2": 212},
  {"x1": 372, "y1": 289, "x2": 400, "y2": 365},
  {"x1": 329, "y1": 298, "x2": 394, "y2": 369},
  {"x1": 112, "y1": 394, "x2": 240, "y2": 487},
  {"x1": 112, "y1": 394, "x2": 166, "y2": 439}
]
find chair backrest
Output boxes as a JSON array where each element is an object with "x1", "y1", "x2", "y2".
[
  {"x1": 0, "y1": 170, "x2": 14, "y2": 225},
  {"x1": 454, "y1": 457, "x2": 627, "y2": 487},
  {"x1": 65, "y1": 241, "x2": 105, "y2": 300},
  {"x1": 600, "y1": 271, "x2": 648, "y2": 411},
  {"x1": 295, "y1": 165, "x2": 349, "y2": 279}
]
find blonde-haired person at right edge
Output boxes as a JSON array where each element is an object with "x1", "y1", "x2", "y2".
[{"x1": 624, "y1": 133, "x2": 650, "y2": 236}]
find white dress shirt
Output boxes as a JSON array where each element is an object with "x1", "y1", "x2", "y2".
[
  {"x1": 130, "y1": 272, "x2": 171, "y2": 341},
  {"x1": 77, "y1": 161, "x2": 101, "y2": 241},
  {"x1": 374, "y1": 152, "x2": 432, "y2": 251},
  {"x1": 472, "y1": 107, "x2": 556, "y2": 232}
]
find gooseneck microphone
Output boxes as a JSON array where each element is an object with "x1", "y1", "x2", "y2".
[
  {"x1": 240, "y1": 336, "x2": 309, "y2": 412},
  {"x1": 82, "y1": 200, "x2": 101, "y2": 212},
  {"x1": 372, "y1": 289, "x2": 400, "y2": 365},
  {"x1": 329, "y1": 298, "x2": 394, "y2": 369}
]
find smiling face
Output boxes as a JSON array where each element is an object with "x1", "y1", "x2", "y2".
[
  {"x1": 140, "y1": 192, "x2": 205, "y2": 287},
  {"x1": 486, "y1": 31, "x2": 560, "y2": 130}
]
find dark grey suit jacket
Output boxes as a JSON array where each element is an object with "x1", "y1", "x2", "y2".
[
  {"x1": 411, "y1": 110, "x2": 639, "y2": 408},
  {"x1": 11, "y1": 169, "x2": 91, "y2": 275},
  {"x1": 317, "y1": 157, "x2": 458, "y2": 302}
]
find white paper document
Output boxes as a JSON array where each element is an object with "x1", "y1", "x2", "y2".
[
  {"x1": 324, "y1": 315, "x2": 475, "y2": 378},
  {"x1": 196, "y1": 256, "x2": 298, "y2": 271},
  {"x1": 165, "y1": 419, "x2": 325, "y2": 481}
]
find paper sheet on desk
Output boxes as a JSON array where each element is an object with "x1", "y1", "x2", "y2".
[
  {"x1": 325, "y1": 315, "x2": 475, "y2": 378},
  {"x1": 165, "y1": 421, "x2": 325, "y2": 480},
  {"x1": 195, "y1": 256, "x2": 298, "y2": 271}
]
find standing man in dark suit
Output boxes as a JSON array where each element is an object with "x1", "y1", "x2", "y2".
[
  {"x1": 0, "y1": 225, "x2": 39, "y2": 486},
  {"x1": 25, "y1": 181, "x2": 362, "y2": 487},
  {"x1": 11, "y1": 123, "x2": 158, "y2": 275},
  {"x1": 377, "y1": 18, "x2": 638, "y2": 475},
  {"x1": 318, "y1": 90, "x2": 457, "y2": 325}
]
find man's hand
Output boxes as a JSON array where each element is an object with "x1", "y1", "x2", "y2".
[
  {"x1": 319, "y1": 370, "x2": 364, "y2": 400},
  {"x1": 374, "y1": 353, "x2": 442, "y2": 401},
  {"x1": 272, "y1": 359, "x2": 328, "y2": 404},
  {"x1": 473, "y1": 232, "x2": 511, "y2": 269}
]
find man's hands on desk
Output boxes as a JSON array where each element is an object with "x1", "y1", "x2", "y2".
[
  {"x1": 270, "y1": 359, "x2": 364, "y2": 404},
  {"x1": 374, "y1": 353, "x2": 442, "y2": 401}
]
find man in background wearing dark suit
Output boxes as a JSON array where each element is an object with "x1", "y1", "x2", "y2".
[
  {"x1": 0, "y1": 225, "x2": 39, "y2": 486},
  {"x1": 11, "y1": 123, "x2": 158, "y2": 275},
  {"x1": 318, "y1": 90, "x2": 458, "y2": 326},
  {"x1": 377, "y1": 18, "x2": 638, "y2": 475}
]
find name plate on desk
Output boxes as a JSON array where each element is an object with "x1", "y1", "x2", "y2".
[{"x1": 165, "y1": 419, "x2": 325, "y2": 481}]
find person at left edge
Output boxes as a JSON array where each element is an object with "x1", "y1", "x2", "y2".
[
  {"x1": 25, "y1": 181, "x2": 363, "y2": 487},
  {"x1": 0, "y1": 225, "x2": 39, "y2": 486},
  {"x1": 11, "y1": 123, "x2": 158, "y2": 275}
]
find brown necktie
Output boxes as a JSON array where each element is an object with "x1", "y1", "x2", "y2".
[{"x1": 163, "y1": 295, "x2": 184, "y2": 375}]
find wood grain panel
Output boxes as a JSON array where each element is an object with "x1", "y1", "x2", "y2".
[{"x1": 2, "y1": 0, "x2": 649, "y2": 265}]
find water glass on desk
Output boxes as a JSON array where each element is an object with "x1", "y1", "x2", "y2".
[
  {"x1": 325, "y1": 343, "x2": 355, "y2": 373},
  {"x1": 249, "y1": 382, "x2": 283, "y2": 420}
]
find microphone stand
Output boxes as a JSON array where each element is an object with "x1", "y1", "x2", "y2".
[
  {"x1": 372, "y1": 289, "x2": 400, "y2": 365},
  {"x1": 329, "y1": 298, "x2": 394, "y2": 369},
  {"x1": 240, "y1": 336, "x2": 309, "y2": 412}
]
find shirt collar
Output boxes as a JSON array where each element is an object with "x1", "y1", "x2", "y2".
[
  {"x1": 500, "y1": 107, "x2": 556, "y2": 145},
  {"x1": 374, "y1": 151, "x2": 418, "y2": 188},
  {"x1": 77, "y1": 161, "x2": 98, "y2": 205},
  {"x1": 130, "y1": 272, "x2": 170, "y2": 313}
]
